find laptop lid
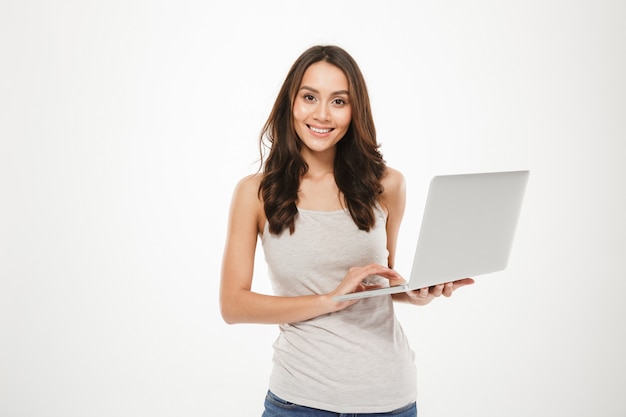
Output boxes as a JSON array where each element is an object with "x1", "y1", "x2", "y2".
[
  {"x1": 406, "y1": 170, "x2": 529, "y2": 290},
  {"x1": 333, "y1": 170, "x2": 529, "y2": 301}
]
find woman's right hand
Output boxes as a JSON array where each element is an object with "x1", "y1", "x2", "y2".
[{"x1": 327, "y1": 263, "x2": 405, "y2": 311}]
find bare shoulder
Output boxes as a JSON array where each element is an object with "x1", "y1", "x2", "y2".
[
  {"x1": 230, "y1": 173, "x2": 265, "y2": 233},
  {"x1": 233, "y1": 173, "x2": 263, "y2": 198},
  {"x1": 381, "y1": 166, "x2": 406, "y2": 198},
  {"x1": 378, "y1": 166, "x2": 406, "y2": 216}
]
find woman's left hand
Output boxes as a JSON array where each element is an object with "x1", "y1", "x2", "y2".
[{"x1": 402, "y1": 278, "x2": 475, "y2": 306}]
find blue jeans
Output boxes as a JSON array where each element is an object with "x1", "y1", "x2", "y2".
[{"x1": 262, "y1": 390, "x2": 417, "y2": 417}]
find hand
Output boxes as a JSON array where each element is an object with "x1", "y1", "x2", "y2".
[
  {"x1": 328, "y1": 263, "x2": 406, "y2": 311},
  {"x1": 404, "y1": 278, "x2": 475, "y2": 306}
]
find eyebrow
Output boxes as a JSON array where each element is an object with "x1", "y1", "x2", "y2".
[{"x1": 300, "y1": 86, "x2": 350, "y2": 96}]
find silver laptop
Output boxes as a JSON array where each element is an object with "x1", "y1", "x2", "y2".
[{"x1": 334, "y1": 170, "x2": 529, "y2": 301}]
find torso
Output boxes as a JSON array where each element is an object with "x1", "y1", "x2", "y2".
[{"x1": 260, "y1": 201, "x2": 416, "y2": 412}]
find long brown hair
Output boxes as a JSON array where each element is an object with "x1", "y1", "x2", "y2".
[{"x1": 259, "y1": 45, "x2": 386, "y2": 235}]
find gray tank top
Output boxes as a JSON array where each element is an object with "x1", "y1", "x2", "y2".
[{"x1": 261, "y1": 206, "x2": 417, "y2": 413}]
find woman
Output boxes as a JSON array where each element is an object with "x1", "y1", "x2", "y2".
[{"x1": 220, "y1": 45, "x2": 473, "y2": 416}]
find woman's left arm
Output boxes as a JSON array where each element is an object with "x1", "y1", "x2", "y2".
[
  {"x1": 381, "y1": 168, "x2": 474, "y2": 306},
  {"x1": 379, "y1": 166, "x2": 406, "y2": 273}
]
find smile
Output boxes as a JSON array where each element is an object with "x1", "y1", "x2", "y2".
[{"x1": 308, "y1": 125, "x2": 333, "y2": 134}]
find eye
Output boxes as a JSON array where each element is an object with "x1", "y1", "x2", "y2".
[
  {"x1": 303, "y1": 94, "x2": 316, "y2": 102},
  {"x1": 332, "y1": 97, "x2": 348, "y2": 106}
]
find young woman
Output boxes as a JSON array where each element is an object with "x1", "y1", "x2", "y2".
[{"x1": 220, "y1": 45, "x2": 473, "y2": 416}]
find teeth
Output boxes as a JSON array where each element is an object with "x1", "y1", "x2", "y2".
[{"x1": 309, "y1": 126, "x2": 331, "y2": 134}]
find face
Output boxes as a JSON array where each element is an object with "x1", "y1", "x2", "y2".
[{"x1": 292, "y1": 61, "x2": 352, "y2": 157}]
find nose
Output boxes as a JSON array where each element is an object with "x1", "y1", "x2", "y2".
[{"x1": 314, "y1": 103, "x2": 330, "y2": 122}]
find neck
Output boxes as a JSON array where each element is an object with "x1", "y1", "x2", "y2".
[{"x1": 301, "y1": 148, "x2": 336, "y2": 178}]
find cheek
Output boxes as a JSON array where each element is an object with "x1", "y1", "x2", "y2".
[
  {"x1": 338, "y1": 110, "x2": 352, "y2": 129},
  {"x1": 291, "y1": 107, "x2": 306, "y2": 137},
  {"x1": 292, "y1": 103, "x2": 307, "y2": 122}
]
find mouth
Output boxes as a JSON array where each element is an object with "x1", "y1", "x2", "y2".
[{"x1": 307, "y1": 125, "x2": 333, "y2": 134}]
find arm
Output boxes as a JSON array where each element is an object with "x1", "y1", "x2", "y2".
[
  {"x1": 219, "y1": 175, "x2": 402, "y2": 324},
  {"x1": 377, "y1": 167, "x2": 418, "y2": 304},
  {"x1": 380, "y1": 168, "x2": 474, "y2": 305},
  {"x1": 379, "y1": 166, "x2": 406, "y2": 272}
]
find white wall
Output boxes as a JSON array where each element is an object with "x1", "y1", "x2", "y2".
[{"x1": 1, "y1": 1, "x2": 624, "y2": 416}]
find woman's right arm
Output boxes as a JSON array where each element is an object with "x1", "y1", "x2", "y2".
[{"x1": 219, "y1": 175, "x2": 402, "y2": 325}]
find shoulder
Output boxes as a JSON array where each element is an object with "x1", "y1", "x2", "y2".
[
  {"x1": 381, "y1": 166, "x2": 406, "y2": 198},
  {"x1": 378, "y1": 166, "x2": 406, "y2": 216},
  {"x1": 230, "y1": 173, "x2": 266, "y2": 233},
  {"x1": 233, "y1": 173, "x2": 263, "y2": 197}
]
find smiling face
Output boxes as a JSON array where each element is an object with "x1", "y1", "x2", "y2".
[{"x1": 292, "y1": 61, "x2": 352, "y2": 158}]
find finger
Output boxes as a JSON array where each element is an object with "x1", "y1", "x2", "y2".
[
  {"x1": 346, "y1": 265, "x2": 385, "y2": 285},
  {"x1": 355, "y1": 283, "x2": 383, "y2": 293},
  {"x1": 375, "y1": 267, "x2": 405, "y2": 281},
  {"x1": 363, "y1": 264, "x2": 406, "y2": 285},
  {"x1": 360, "y1": 264, "x2": 394, "y2": 279},
  {"x1": 429, "y1": 284, "x2": 445, "y2": 297},
  {"x1": 405, "y1": 289, "x2": 426, "y2": 301},
  {"x1": 453, "y1": 278, "x2": 475, "y2": 290}
]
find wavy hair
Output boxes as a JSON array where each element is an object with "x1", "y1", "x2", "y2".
[{"x1": 259, "y1": 45, "x2": 386, "y2": 235}]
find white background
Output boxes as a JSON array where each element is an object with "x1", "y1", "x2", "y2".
[{"x1": 1, "y1": 1, "x2": 625, "y2": 416}]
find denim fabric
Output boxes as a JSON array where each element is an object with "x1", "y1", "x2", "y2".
[{"x1": 262, "y1": 391, "x2": 417, "y2": 417}]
